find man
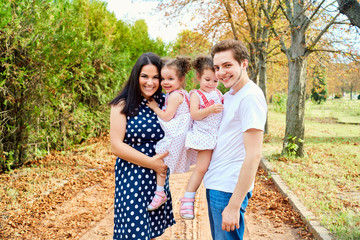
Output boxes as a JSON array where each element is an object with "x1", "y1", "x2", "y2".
[{"x1": 203, "y1": 39, "x2": 267, "y2": 239}]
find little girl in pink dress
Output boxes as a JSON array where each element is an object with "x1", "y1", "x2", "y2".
[
  {"x1": 146, "y1": 56, "x2": 197, "y2": 211},
  {"x1": 180, "y1": 56, "x2": 224, "y2": 220}
]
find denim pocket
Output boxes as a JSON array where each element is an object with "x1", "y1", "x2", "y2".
[
  {"x1": 208, "y1": 189, "x2": 233, "y2": 211},
  {"x1": 240, "y1": 191, "x2": 252, "y2": 212}
]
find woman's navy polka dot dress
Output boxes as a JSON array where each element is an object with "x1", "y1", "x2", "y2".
[{"x1": 113, "y1": 94, "x2": 175, "y2": 240}]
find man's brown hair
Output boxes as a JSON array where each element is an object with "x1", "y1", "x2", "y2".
[{"x1": 211, "y1": 39, "x2": 250, "y2": 65}]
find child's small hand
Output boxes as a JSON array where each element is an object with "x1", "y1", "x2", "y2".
[
  {"x1": 210, "y1": 103, "x2": 224, "y2": 114},
  {"x1": 146, "y1": 99, "x2": 159, "y2": 110}
]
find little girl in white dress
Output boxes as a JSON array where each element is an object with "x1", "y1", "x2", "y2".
[
  {"x1": 180, "y1": 56, "x2": 224, "y2": 220},
  {"x1": 146, "y1": 56, "x2": 197, "y2": 211}
]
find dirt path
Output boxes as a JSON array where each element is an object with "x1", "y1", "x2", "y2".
[
  {"x1": 80, "y1": 167, "x2": 313, "y2": 240},
  {"x1": 0, "y1": 137, "x2": 312, "y2": 239}
]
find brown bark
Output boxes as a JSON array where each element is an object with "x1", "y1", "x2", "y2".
[
  {"x1": 258, "y1": 51, "x2": 269, "y2": 134},
  {"x1": 278, "y1": 0, "x2": 312, "y2": 157},
  {"x1": 282, "y1": 55, "x2": 307, "y2": 157},
  {"x1": 337, "y1": 0, "x2": 360, "y2": 28}
]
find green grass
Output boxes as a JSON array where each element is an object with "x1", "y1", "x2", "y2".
[
  {"x1": 305, "y1": 99, "x2": 360, "y2": 124},
  {"x1": 264, "y1": 99, "x2": 360, "y2": 239}
]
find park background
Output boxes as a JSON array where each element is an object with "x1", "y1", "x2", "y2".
[{"x1": 1, "y1": 0, "x2": 359, "y2": 239}]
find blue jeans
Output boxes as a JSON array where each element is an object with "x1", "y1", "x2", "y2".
[{"x1": 206, "y1": 189, "x2": 252, "y2": 240}]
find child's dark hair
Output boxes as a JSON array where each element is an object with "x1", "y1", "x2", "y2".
[
  {"x1": 163, "y1": 56, "x2": 192, "y2": 79},
  {"x1": 192, "y1": 55, "x2": 214, "y2": 76}
]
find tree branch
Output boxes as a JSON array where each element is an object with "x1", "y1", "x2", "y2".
[
  {"x1": 309, "y1": 0, "x2": 327, "y2": 21},
  {"x1": 309, "y1": 49, "x2": 342, "y2": 53},
  {"x1": 284, "y1": 0, "x2": 294, "y2": 22},
  {"x1": 278, "y1": 3, "x2": 293, "y2": 25},
  {"x1": 223, "y1": 0, "x2": 238, "y2": 39},
  {"x1": 236, "y1": 0, "x2": 255, "y2": 36},
  {"x1": 292, "y1": 1, "x2": 314, "y2": 24},
  {"x1": 261, "y1": 2, "x2": 288, "y2": 54},
  {"x1": 308, "y1": 12, "x2": 341, "y2": 50}
]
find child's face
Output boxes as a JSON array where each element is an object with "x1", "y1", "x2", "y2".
[
  {"x1": 160, "y1": 67, "x2": 183, "y2": 93},
  {"x1": 198, "y1": 69, "x2": 218, "y2": 93}
]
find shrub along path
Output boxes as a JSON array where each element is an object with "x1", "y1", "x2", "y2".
[{"x1": 0, "y1": 136, "x2": 313, "y2": 239}]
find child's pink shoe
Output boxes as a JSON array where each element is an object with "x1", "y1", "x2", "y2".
[
  {"x1": 147, "y1": 191, "x2": 167, "y2": 211},
  {"x1": 180, "y1": 197, "x2": 195, "y2": 220}
]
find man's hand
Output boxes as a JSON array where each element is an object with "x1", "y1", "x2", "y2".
[{"x1": 221, "y1": 205, "x2": 240, "y2": 232}]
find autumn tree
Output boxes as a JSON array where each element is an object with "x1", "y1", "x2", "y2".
[
  {"x1": 261, "y1": 0, "x2": 359, "y2": 156},
  {"x1": 337, "y1": 62, "x2": 360, "y2": 98},
  {"x1": 156, "y1": 0, "x2": 285, "y2": 134},
  {"x1": 172, "y1": 29, "x2": 212, "y2": 56}
]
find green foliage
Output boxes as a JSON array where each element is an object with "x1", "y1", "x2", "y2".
[
  {"x1": 0, "y1": 0, "x2": 168, "y2": 172},
  {"x1": 171, "y1": 30, "x2": 211, "y2": 56},
  {"x1": 334, "y1": 93, "x2": 342, "y2": 99},
  {"x1": 284, "y1": 134, "x2": 304, "y2": 157},
  {"x1": 311, "y1": 66, "x2": 328, "y2": 104},
  {"x1": 270, "y1": 92, "x2": 287, "y2": 113}
]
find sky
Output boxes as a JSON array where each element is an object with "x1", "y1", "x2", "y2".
[{"x1": 105, "y1": 0, "x2": 186, "y2": 43}]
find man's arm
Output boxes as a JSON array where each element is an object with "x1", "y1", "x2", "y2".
[{"x1": 221, "y1": 128, "x2": 263, "y2": 231}]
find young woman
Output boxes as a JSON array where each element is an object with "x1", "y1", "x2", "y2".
[{"x1": 109, "y1": 52, "x2": 175, "y2": 240}]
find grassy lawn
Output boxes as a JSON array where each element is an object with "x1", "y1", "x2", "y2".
[{"x1": 264, "y1": 99, "x2": 360, "y2": 240}]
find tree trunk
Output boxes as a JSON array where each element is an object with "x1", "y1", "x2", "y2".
[
  {"x1": 336, "y1": 0, "x2": 360, "y2": 28},
  {"x1": 258, "y1": 52, "x2": 268, "y2": 134},
  {"x1": 282, "y1": 28, "x2": 308, "y2": 157},
  {"x1": 248, "y1": 43, "x2": 259, "y2": 84}
]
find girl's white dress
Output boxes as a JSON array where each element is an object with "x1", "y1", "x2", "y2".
[
  {"x1": 185, "y1": 89, "x2": 223, "y2": 150},
  {"x1": 156, "y1": 90, "x2": 197, "y2": 173}
]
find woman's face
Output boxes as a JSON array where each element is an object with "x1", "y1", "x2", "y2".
[{"x1": 139, "y1": 64, "x2": 160, "y2": 100}]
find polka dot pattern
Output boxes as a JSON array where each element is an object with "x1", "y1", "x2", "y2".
[
  {"x1": 113, "y1": 94, "x2": 175, "y2": 240},
  {"x1": 156, "y1": 90, "x2": 197, "y2": 174},
  {"x1": 185, "y1": 90, "x2": 223, "y2": 150}
]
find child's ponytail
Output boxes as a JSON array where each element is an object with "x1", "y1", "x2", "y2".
[
  {"x1": 176, "y1": 56, "x2": 192, "y2": 78},
  {"x1": 163, "y1": 56, "x2": 191, "y2": 79},
  {"x1": 192, "y1": 55, "x2": 214, "y2": 76}
]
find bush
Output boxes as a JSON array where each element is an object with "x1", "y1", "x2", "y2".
[
  {"x1": 271, "y1": 93, "x2": 287, "y2": 113},
  {"x1": 311, "y1": 66, "x2": 328, "y2": 104},
  {"x1": 0, "y1": 0, "x2": 168, "y2": 172},
  {"x1": 334, "y1": 93, "x2": 342, "y2": 99}
]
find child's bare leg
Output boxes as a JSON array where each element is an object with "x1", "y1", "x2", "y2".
[
  {"x1": 186, "y1": 150, "x2": 212, "y2": 192},
  {"x1": 180, "y1": 150, "x2": 212, "y2": 219},
  {"x1": 147, "y1": 172, "x2": 167, "y2": 211}
]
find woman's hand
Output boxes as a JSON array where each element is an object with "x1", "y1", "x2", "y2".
[
  {"x1": 152, "y1": 151, "x2": 169, "y2": 177},
  {"x1": 209, "y1": 103, "x2": 224, "y2": 114}
]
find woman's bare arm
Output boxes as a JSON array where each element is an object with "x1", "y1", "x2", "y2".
[{"x1": 110, "y1": 103, "x2": 168, "y2": 176}]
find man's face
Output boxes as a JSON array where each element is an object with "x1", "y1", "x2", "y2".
[{"x1": 213, "y1": 49, "x2": 242, "y2": 89}]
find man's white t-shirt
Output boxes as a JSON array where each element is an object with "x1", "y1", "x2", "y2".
[{"x1": 203, "y1": 80, "x2": 267, "y2": 193}]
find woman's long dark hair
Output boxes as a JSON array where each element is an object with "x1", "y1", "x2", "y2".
[{"x1": 108, "y1": 52, "x2": 163, "y2": 116}]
